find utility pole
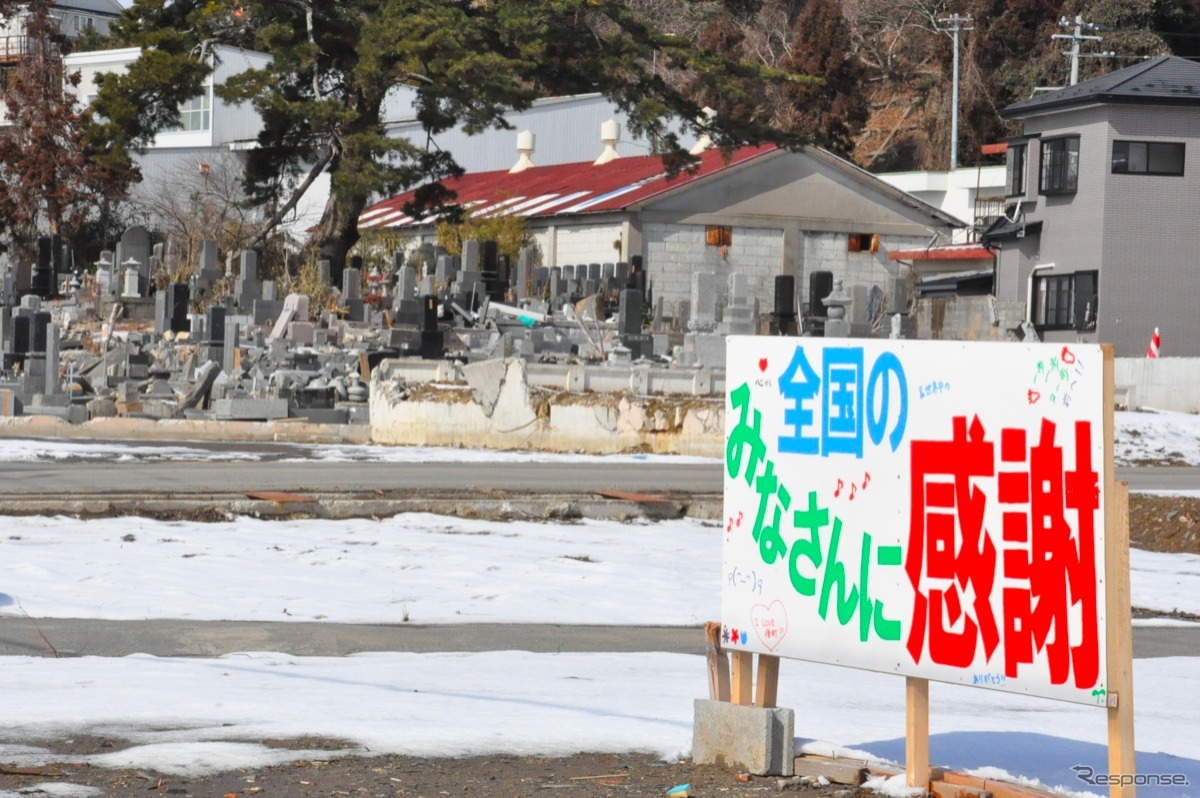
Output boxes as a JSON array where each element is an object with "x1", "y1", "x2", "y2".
[
  {"x1": 938, "y1": 14, "x2": 974, "y2": 171},
  {"x1": 1052, "y1": 15, "x2": 1104, "y2": 86}
]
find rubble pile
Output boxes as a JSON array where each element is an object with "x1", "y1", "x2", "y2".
[{"x1": 0, "y1": 226, "x2": 799, "y2": 426}]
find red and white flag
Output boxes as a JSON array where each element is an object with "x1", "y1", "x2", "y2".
[{"x1": 1147, "y1": 327, "x2": 1161, "y2": 358}]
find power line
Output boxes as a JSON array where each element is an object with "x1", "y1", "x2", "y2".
[{"x1": 1051, "y1": 15, "x2": 1106, "y2": 85}]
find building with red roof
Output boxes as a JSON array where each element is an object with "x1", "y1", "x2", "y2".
[{"x1": 360, "y1": 140, "x2": 962, "y2": 324}]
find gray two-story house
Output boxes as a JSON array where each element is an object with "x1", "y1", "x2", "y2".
[{"x1": 987, "y1": 56, "x2": 1200, "y2": 356}]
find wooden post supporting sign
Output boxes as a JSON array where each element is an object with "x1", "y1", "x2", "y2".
[
  {"x1": 705, "y1": 622, "x2": 730, "y2": 703},
  {"x1": 730, "y1": 650, "x2": 754, "y2": 705},
  {"x1": 906, "y1": 676, "x2": 930, "y2": 790},
  {"x1": 1103, "y1": 345, "x2": 1136, "y2": 798}
]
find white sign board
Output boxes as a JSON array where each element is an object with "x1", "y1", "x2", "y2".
[{"x1": 722, "y1": 338, "x2": 1108, "y2": 706}]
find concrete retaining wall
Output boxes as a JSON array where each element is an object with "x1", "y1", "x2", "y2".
[
  {"x1": 377, "y1": 359, "x2": 725, "y2": 397},
  {"x1": 912, "y1": 295, "x2": 1026, "y2": 341},
  {"x1": 369, "y1": 354, "x2": 1197, "y2": 458},
  {"x1": 1114, "y1": 357, "x2": 1200, "y2": 412},
  {"x1": 370, "y1": 358, "x2": 724, "y2": 456},
  {"x1": 0, "y1": 416, "x2": 372, "y2": 445}
]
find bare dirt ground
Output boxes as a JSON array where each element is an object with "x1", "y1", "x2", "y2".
[
  {"x1": 0, "y1": 737, "x2": 873, "y2": 797},
  {"x1": 0, "y1": 495, "x2": 1193, "y2": 797},
  {"x1": 1128, "y1": 492, "x2": 1200, "y2": 555}
]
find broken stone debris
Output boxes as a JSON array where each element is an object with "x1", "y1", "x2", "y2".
[{"x1": 0, "y1": 229, "x2": 914, "y2": 426}]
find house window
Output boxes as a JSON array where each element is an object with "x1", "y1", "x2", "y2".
[
  {"x1": 1112, "y1": 140, "x2": 1185, "y2": 176},
  {"x1": 1006, "y1": 143, "x2": 1026, "y2": 197},
  {"x1": 1039, "y1": 136, "x2": 1079, "y2": 195},
  {"x1": 847, "y1": 233, "x2": 878, "y2": 253},
  {"x1": 165, "y1": 92, "x2": 211, "y2": 133},
  {"x1": 705, "y1": 225, "x2": 732, "y2": 247},
  {"x1": 1034, "y1": 270, "x2": 1097, "y2": 331}
]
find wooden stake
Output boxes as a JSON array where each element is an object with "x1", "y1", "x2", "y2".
[
  {"x1": 1102, "y1": 346, "x2": 1136, "y2": 798},
  {"x1": 704, "y1": 622, "x2": 730, "y2": 702},
  {"x1": 906, "y1": 676, "x2": 930, "y2": 791},
  {"x1": 730, "y1": 650, "x2": 754, "y2": 706},
  {"x1": 755, "y1": 654, "x2": 780, "y2": 708}
]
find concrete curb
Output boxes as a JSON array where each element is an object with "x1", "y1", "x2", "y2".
[{"x1": 0, "y1": 490, "x2": 724, "y2": 522}]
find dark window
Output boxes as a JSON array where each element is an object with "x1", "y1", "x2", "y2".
[
  {"x1": 1034, "y1": 270, "x2": 1098, "y2": 331},
  {"x1": 1112, "y1": 140, "x2": 1185, "y2": 176},
  {"x1": 1040, "y1": 136, "x2": 1079, "y2": 195},
  {"x1": 1006, "y1": 143, "x2": 1026, "y2": 197},
  {"x1": 705, "y1": 225, "x2": 732, "y2": 247},
  {"x1": 847, "y1": 233, "x2": 878, "y2": 254}
]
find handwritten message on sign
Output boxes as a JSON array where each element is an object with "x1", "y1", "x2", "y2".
[{"x1": 722, "y1": 338, "x2": 1107, "y2": 706}]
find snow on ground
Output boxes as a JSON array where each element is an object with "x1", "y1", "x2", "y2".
[
  {"x1": 0, "y1": 514, "x2": 716, "y2": 625},
  {"x1": 1115, "y1": 408, "x2": 1200, "y2": 467},
  {"x1": 1, "y1": 408, "x2": 1199, "y2": 796},
  {"x1": 0, "y1": 514, "x2": 1199, "y2": 623},
  {"x1": 0, "y1": 651, "x2": 1194, "y2": 797},
  {"x1": 0, "y1": 512, "x2": 1197, "y2": 796}
]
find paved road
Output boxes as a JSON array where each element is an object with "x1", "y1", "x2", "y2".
[
  {"x1": 0, "y1": 456, "x2": 1195, "y2": 497},
  {"x1": 0, "y1": 617, "x2": 1194, "y2": 660},
  {"x1": 0, "y1": 453, "x2": 1196, "y2": 662},
  {"x1": 0, "y1": 458, "x2": 722, "y2": 496}
]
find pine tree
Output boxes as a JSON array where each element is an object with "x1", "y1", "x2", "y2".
[{"x1": 94, "y1": 0, "x2": 817, "y2": 286}]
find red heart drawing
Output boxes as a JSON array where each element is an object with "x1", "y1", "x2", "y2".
[
  {"x1": 751, "y1": 600, "x2": 788, "y2": 651},
  {"x1": 757, "y1": 358, "x2": 768, "y2": 372}
]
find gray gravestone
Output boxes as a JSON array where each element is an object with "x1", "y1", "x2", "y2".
[
  {"x1": 206, "y1": 306, "x2": 226, "y2": 344},
  {"x1": 435, "y1": 255, "x2": 455, "y2": 295},
  {"x1": 44, "y1": 324, "x2": 59, "y2": 395},
  {"x1": 688, "y1": 272, "x2": 718, "y2": 332},
  {"x1": 223, "y1": 321, "x2": 239, "y2": 375},
  {"x1": 235, "y1": 251, "x2": 260, "y2": 308},
  {"x1": 618, "y1": 289, "x2": 642, "y2": 336},
  {"x1": 32, "y1": 311, "x2": 50, "y2": 352},
  {"x1": 343, "y1": 268, "x2": 362, "y2": 301},
  {"x1": 397, "y1": 265, "x2": 417, "y2": 300},
  {"x1": 516, "y1": 249, "x2": 532, "y2": 300},
  {"x1": 461, "y1": 240, "x2": 481, "y2": 274},
  {"x1": 117, "y1": 226, "x2": 151, "y2": 291},
  {"x1": 199, "y1": 239, "x2": 218, "y2": 273}
]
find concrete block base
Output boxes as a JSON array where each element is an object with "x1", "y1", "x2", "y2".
[{"x1": 692, "y1": 699, "x2": 794, "y2": 776}]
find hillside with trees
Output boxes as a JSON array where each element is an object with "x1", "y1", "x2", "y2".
[{"x1": 633, "y1": 0, "x2": 1200, "y2": 170}]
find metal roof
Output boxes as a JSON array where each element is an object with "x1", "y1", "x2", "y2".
[
  {"x1": 888, "y1": 243, "x2": 993, "y2": 262},
  {"x1": 1002, "y1": 56, "x2": 1200, "y2": 118},
  {"x1": 54, "y1": 0, "x2": 123, "y2": 16},
  {"x1": 359, "y1": 145, "x2": 776, "y2": 230}
]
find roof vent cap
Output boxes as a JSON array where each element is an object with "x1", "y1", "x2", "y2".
[
  {"x1": 594, "y1": 119, "x2": 621, "y2": 165},
  {"x1": 510, "y1": 130, "x2": 535, "y2": 173}
]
